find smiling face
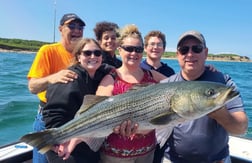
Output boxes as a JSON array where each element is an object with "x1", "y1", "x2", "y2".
[
  {"x1": 99, "y1": 31, "x2": 118, "y2": 55},
  {"x1": 177, "y1": 37, "x2": 208, "y2": 80},
  {"x1": 144, "y1": 36, "x2": 165, "y2": 61},
  {"x1": 118, "y1": 37, "x2": 143, "y2": 68},
  {"x1": 59, "y1": 20, "x2": 84, "y2": 52},
  {"x1": 78, "y1": 42, "x2": 102, "y2": 76}
]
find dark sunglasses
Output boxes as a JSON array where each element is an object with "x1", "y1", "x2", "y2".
[
  {"x1": 67, "y1": 24, "x2": 84, "y2": 31},
  {"x1": 82, "y1": 50, "x2": 102, "y2": 57},
  {"x1": 120, "y1": 46, "x2": 144, "y2": 53},
  {"x1": 178, "y1": 45, "x2": 204, "y2": 55}
]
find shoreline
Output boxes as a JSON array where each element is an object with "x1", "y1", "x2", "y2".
[
  {"x1": 1, "y1": 48, "x2": 251, "y2": 62},
  {"x1": 161, "y1": 57, "x2": 252, "y2": 63},
  {"x1": 147, "y1": 56, "x2": 251, "y2": 63},
  {"x1": 0, "y1": 48, "x2": 36, "y2": 54}
]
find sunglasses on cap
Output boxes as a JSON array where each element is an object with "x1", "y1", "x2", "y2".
[
  {"x1": 66, "y1": 24, "x2": 84, "y2": 31},
  {"x1": 120, "y1": 46, "x2": 144, "y2": 53},
  {"x1": 82, "y1": 50, "x2": 102, "y2": 57},
  {"x1": 178, "y1": 45, "x2": 204, "y2": 55}
]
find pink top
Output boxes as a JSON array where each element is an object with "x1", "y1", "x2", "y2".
[
  {"x1": 101, "y1": 69, "x2": 158, "y2": 158},
  {"x1": 111, "y1": 70, "x2": 158, "y2": 95}
]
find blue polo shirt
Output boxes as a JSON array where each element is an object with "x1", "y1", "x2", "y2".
[{"x1": 160, "y1": 67, "x2": 244, "y2": 162}]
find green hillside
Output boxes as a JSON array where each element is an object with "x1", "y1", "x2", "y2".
[
  {"x1": 0, "y1": 38, "x2": 51, "y2": 52},
  {"x1": 0, "y1": 37, "x2": 250, "y2": 61}
]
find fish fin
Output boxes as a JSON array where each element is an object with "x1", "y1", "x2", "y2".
[
  {"x1": 150, "y1": 111, "x2": 177, "y2": 125},
  {"x1": 156, "y1": 127, "x2": 173, "y2": 147},
  {"x1": 121, "y1": 83, "x2": 155, "y2": 93},
  {"x1": 129, "y1": 83, "x2": 154, "y2": 91},
  {"x1": 75, "y1": 95, "x2": 108, "y2": 116},
  {"x1": 39, "y1": 145, "x2": 54, "y2": 154},
  {"x1": 20, "y1": 128, "x2": 57, "y2": 154}
]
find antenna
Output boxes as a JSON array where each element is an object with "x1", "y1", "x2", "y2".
[{"x1": 53, "y1": 0, "x2": 56, "y2": 43}]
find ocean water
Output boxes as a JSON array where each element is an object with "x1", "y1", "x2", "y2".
[{"x1": 0, "y1": 52, "x2": 251, "y2": 146}]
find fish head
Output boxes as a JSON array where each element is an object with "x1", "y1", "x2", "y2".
[{"x1": 170, "y1": 81, "x2": 239, "y2": 120}]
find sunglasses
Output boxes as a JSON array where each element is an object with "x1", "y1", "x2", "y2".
[
  {"x1": 120, "y1": 46, "x2": 144, "y2": 53},
  {"x1": 82, "y1": 50, "x2": 102, "y2": 57},
  {"x1": 148, "y1": 42, "x2": 163, "y2": 48},
  {"x1": 66, "y1": 24, "x2": 84, "y2": 31},
  {"x1": 178, "y1": 45, "x2": 204, "y2": 55}
]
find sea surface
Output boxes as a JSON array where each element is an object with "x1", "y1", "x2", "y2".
[{"x1": 0, "y1": 52, "x2": 251, "y2": 146}]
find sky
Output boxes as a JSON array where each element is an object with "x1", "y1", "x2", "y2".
[{"x1": 1, "y1": 0, "x2": 252, "y2": 58}]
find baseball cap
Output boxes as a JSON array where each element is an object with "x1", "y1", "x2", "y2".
[
  {"x1": 177, "y1": 30, "x2": 206, "y2": 48},
  {"x1": 60, "y1": 13, "x2": 85, "y2": 26}
]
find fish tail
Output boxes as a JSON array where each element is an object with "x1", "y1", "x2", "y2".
[{"x1": 20, "y1": 128, "x2": 57, "y2": 154}]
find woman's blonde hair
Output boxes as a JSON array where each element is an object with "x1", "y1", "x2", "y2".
[{"x1": 117, "y1": 24, "x2": 143, "y2": 46}]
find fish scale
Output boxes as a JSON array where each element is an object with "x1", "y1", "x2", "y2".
[{"x1": 20, "y1": 81, "x2": 239, "y2": 154}]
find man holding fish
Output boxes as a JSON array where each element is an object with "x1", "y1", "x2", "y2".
[{"x1": 151, "y1": 30, "x2": 248, "y2": 163}]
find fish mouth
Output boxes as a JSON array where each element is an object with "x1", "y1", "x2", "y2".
[
  {"x1": 208, "y1": 86, "x2": 239, "y2": 116},
  {"x1": 224, "y1": 86, "x2": 239, "y2": 103}
]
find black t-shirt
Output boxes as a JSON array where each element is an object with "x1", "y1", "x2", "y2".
[
  {"x1": 140, "y1": 59, "x2": 175, "y2": 77},
  {"x1": 42, "y1": 63, "x2": 113, "y2": 163},
  {"x1": 102, "y1": 51, "x2": 122, "y2": 68}
]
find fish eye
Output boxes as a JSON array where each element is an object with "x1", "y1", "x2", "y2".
[{"x1": 205, "y1": 88, "x2": 215, "y2": 96}]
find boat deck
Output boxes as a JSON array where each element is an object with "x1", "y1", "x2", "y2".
[{"x1": 0, "y1": 136, "x2": 251, "y2": 162}]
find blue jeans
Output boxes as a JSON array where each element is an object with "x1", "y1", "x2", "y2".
[{"x1": 32, "y1": 109, "x2": 48, "y2": 163}]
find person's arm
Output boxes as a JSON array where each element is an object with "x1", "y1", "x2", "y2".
[
  {"x1": 56, "y1": 138, "x2": 82, "y2": 160},
  {"x1": 208, "y1": 106, "x2": 248, "y2": 135},
  {"x1": 96, "y1": 74, "x2": 114, "y2": 96},
  {"x1": 28, "y1": 69, "x2": 78, "y2": 94},
  {"x1": 150, "y1": 70, "x2": 167, "y2": 81},
  {"x1": 208, "y1": 74, "x2": 248, "y2": 135},
  {"x1": 27, "y1": 45, "x2": 78, "y2": 94}
]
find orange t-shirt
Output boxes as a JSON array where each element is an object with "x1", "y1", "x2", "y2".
[{"x1": 27, "y1": 43, "x2": 73, "y2": 102}]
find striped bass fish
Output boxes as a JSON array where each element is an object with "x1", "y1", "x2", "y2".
[{"x1": 20, "y1": 81, "x2": 239, "y2": 154}]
